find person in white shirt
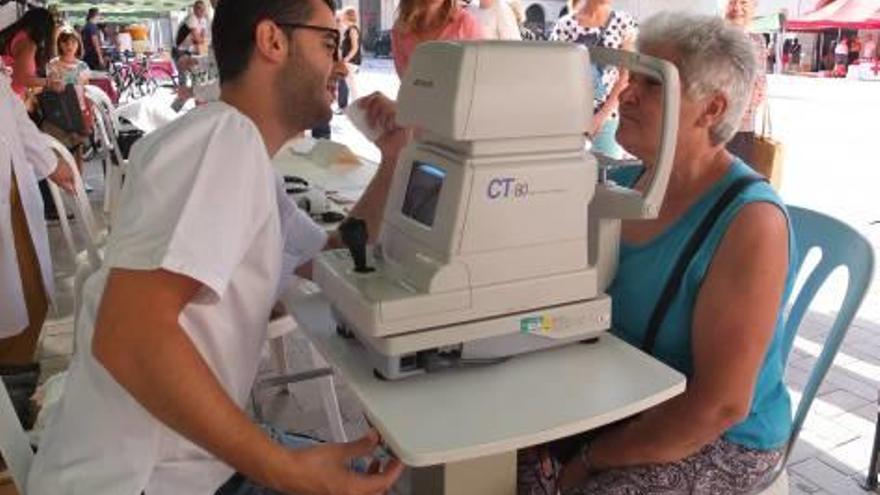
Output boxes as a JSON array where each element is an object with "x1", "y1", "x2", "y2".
[
  {"x1": 27, "y1": 0, "x2": 407, "y2": 493},
  {"x1": 465, "y1": 0, "x2": 522, "y2": 40},
  {"x1": 180, "y1": 0, "x2": 212, "y2": 55},
  {"x1": 0, "y1": 61, "x2": 73, "y2": 425},
  {"x1": 861, "y1": 33, "x2": 877, "y2": 62}
]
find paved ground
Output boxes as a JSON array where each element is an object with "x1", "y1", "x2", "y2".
[{"x1": 26, "y1": 60, "x2": 880, "y2": 494}]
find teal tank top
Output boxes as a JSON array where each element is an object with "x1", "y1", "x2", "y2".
[{"x1": 608, "y1": 159, "x2": 798, "y2": 451}]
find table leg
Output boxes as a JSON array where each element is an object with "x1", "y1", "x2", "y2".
[{"x1": 411, "y1": 451, "x2": 517, "y2": 495}]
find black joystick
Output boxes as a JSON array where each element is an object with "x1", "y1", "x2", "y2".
[{"x1": 339, "y1": 217, "x2": 374, "y2": 273}]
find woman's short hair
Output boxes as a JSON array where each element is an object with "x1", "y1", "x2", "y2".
[
  {"x1": 639, "y1": 12, "x2": 758, "y2": 145},
  {"x1": 56, "y1": 28, "x2": 83, "y2": 58}
]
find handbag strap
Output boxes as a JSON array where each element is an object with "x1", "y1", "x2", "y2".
[{"x1": 641, "y1": 175, "x2": 767, "y2": 355}]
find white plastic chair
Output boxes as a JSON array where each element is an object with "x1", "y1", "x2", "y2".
[
  {"x1": 0, "y1": 378, "x2": 32, "y2": 494},
  {"x1": 253, "y1": 280, "x2": 348, "y2": 443},
  {"x1": 43, "y1": 135, "x2": 106, "y2": 345},
  {"x1": 43, "y1": 136, "x2": 104, "y2": 266},
  {"x1": 84, "y1": 85, "x2": 126, "y2": 219}
]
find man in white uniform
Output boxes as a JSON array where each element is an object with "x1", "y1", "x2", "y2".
[
  {"x1": 27, "y1": 0, "x2": 406, "y2": 493},
  {"x1": 0, "y1": 62, "x2": 73, "y2": 426}
]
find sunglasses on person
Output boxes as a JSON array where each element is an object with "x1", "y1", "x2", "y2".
[{"x1": 274, "y1": 22, "x2": 341, "y2": 62}]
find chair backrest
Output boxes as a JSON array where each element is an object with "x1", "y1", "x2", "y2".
[
  {"x1": 85, "y1": 86, "x2": 127, "y2": 220},
  {"x1": 84, "y1": 88, "x2": 125, "y2": 167},
  {"x1": 779, "y1": 205, "x2": 875, "y2": 466},
  {"x1": 42, "y1": 135, "x2": 103, "y2": 270},
  {"x1": 0, "y1": 378, "x2": 33, "y2": 494},
  {"x1": 85, "y1": 85, "x2": 120, "y2": 132}
]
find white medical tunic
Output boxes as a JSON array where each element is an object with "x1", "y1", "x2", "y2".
[
  {"x1": 28, "y1": 102, "x2": 328, "y2": 495},
  {"x1": 0, "y1": 72, "x2": 57, "y2": 338}
]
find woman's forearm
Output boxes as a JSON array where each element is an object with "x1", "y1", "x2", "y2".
[{"x1": 588, "y1": 390, "x2": 746, "y2": 470}]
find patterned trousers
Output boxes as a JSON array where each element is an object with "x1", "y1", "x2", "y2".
[{"x1": 518, "y1": 437, "x2": 783, "y2": 495}]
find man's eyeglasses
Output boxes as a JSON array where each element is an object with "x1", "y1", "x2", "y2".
[{"x1": 274, "y1": 22, "x2": 341, "y2": 61}]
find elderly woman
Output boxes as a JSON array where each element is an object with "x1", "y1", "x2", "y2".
[{"x1": 518, "y1": 12, "x2": 797, "y2": 495}]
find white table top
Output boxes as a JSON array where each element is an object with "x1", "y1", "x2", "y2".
[
  {"x1": 283, "y1": 289, "x2": 686, "y2": 468},
  {"x1": 272, "y1": 140, "x2": 378, "y2": 208}
]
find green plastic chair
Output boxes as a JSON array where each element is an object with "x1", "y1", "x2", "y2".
[{"x1": 757, "y1": 205, "x2": 875, "y2": 494}]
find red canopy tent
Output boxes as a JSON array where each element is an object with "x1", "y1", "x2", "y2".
[{"x1": 787, "y1": 0, "x2": 880, "y2": 30}]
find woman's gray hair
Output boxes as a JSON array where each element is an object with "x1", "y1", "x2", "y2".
[{"x1": 638, "y1": 12, "x2": 758, "y2": 145}]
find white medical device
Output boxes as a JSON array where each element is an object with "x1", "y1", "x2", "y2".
[{"x1": 314, "y1": 41, "x2": 680, "y2": 379}]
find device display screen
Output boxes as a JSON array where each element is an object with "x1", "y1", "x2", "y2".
[{"x1": 401, "y1": 161, "x2": 445, "y2": 227}]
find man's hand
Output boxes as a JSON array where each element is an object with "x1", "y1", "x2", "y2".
[
  {"x1": 359, "y1": 92, "x2": 396, "y2": 134},
  {"x1": 277, "y1": 430, "x2": 404, "y2": 495},
  {"x1": 357, "y1": 92, "x2": 409, "y2": 166},
  {"x1": 48, "y1": 159, "x2": 76, "y2": 193},
  {"x1": 343, "y1": 92, "x2": 411, "y2": 246}
]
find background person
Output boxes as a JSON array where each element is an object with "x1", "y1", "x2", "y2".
[
  {"x1": 550, "y1": 0, "x2": 637, "y2": 159},
  {"x1": 833, "y1": 36, "x2": 849, "y2": 75},
  {"x1": 724, "y1": 0, "x2": 767, "y2": 166},
  {"x1": 180, "y1": 0, "x2": 212, "y2": 56},
  {"x1": 392, "y1": 0, "x2": 483, "y2": 77},
  {"x1": 45, "y1": 28, "x2": 93, "y2": 175},
  {"x1": 861, "y1": 33, "x2": 876, "y2": 62},
  {"x1": 465, "y1": 0, "x2": 521, "y2": 40},
  {"x1": 80, "y1": 7, "x2": 104, "y2": 70},
  {"x1": 336, "y1": 7, "x2": 361, "y2": 111},
  {"x1": 0, "y1": 8, "x2": 58, "y2": 101}
]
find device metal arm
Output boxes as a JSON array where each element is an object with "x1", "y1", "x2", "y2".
[{"x1": 588, "y1": 46, "x2": 681, "y2": 220}]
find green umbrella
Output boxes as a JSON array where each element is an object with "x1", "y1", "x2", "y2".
[
  {"x1": 52, "y1": 0, "x2": 193, "y2": 22},
  {"x1": 750, "y1": 13, "x2": 784, "y2": 33}
]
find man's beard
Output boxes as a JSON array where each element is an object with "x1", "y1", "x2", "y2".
[{"x1": 275, "y1": 55, "x2": 333, "y2": 136}]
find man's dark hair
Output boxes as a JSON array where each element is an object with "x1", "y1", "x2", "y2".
[
  {"x1": 213, "y1": 0, "x2": 334, "y2": 84},
  {"x1": 87, "y1": 7, "x2": 99, "y2": 21}
]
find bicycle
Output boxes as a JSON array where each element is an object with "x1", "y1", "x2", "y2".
[{"x1": 107, "y1": 51, "x2": 176, "y2": 103}]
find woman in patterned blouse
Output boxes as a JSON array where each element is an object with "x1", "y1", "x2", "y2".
[{"x1": 550, "y1": 0, "x2": 637, "y2": 159}]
